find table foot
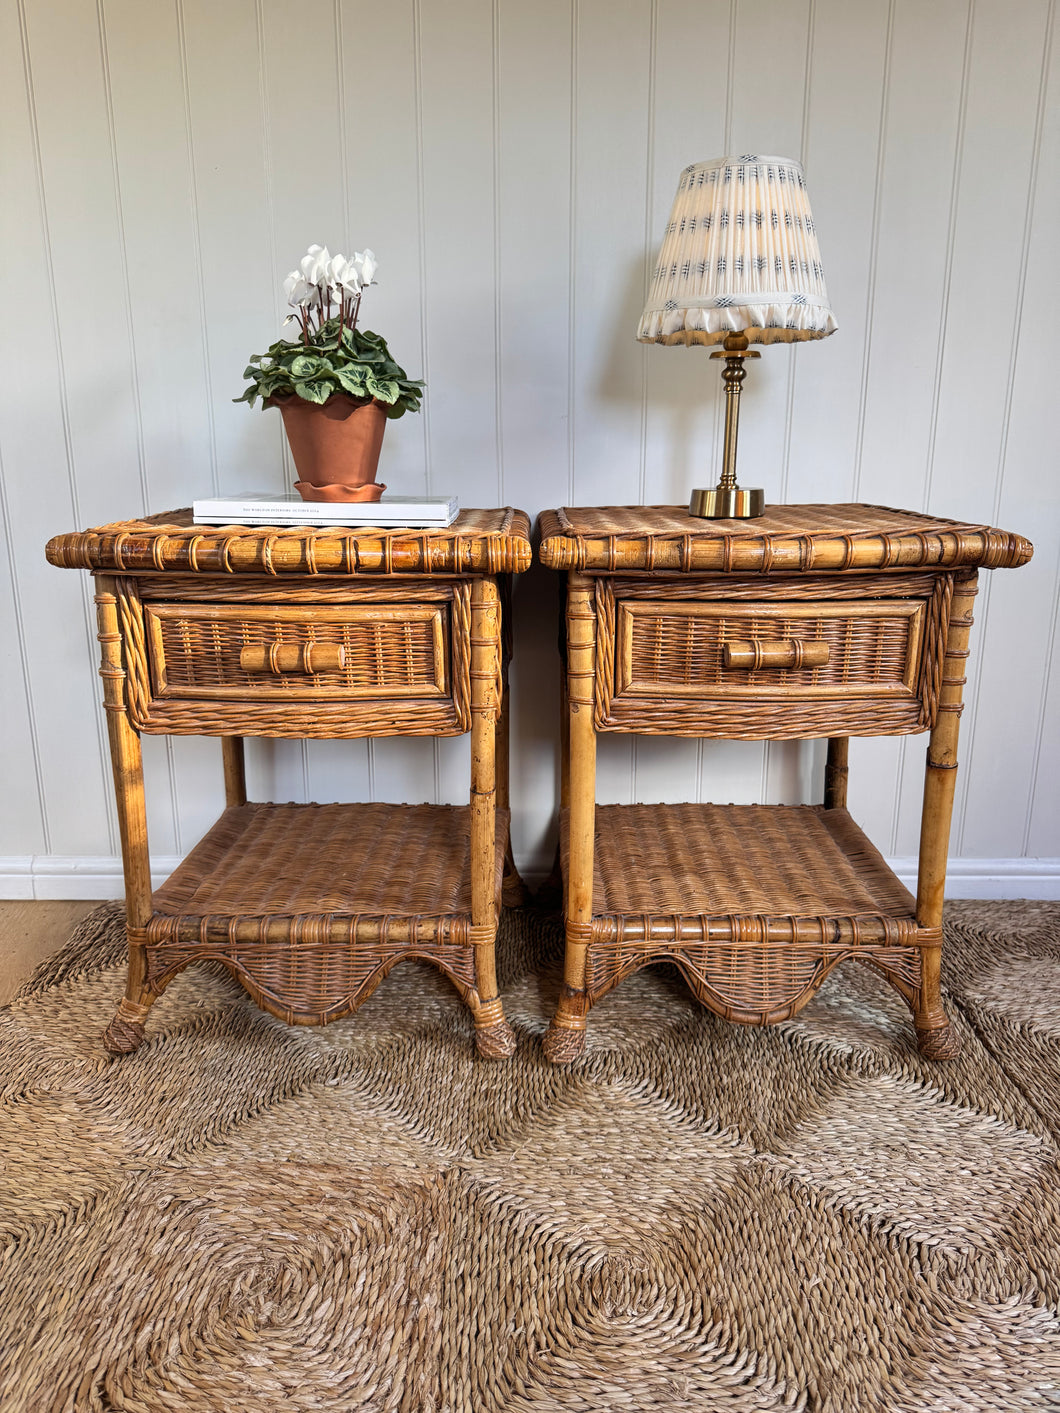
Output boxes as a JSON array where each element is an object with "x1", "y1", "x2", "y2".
[
  {"x1": 543, "y1": 1018, "x2": 586, "y2": 1064},
  {"x1": 103, "y1": 996, "x2": 153, "y2": 1056},
  {"x1": 475, "y1": 1018, "x2": 517, "y2": 1059},
  {"x1": 915, "y1": 1017, "x2": 961, "y2": 1060}
]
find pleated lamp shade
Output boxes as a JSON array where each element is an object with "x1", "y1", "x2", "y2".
[{"x1": 638, "y1": 155, "x2": 837, "y2": 347}]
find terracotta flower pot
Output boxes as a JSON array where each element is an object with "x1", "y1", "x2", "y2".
[{"x1": 269, "y1": 394, "x2": 388, "y2": 503}]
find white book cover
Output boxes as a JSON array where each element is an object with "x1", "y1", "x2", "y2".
[{"x1": 192, "y1": 493, "x2": 459, "y2": 528}]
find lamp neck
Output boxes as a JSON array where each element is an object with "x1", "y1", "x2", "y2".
[{"x1": 712, "y1": 332, "x2": 759, "y2": 492}]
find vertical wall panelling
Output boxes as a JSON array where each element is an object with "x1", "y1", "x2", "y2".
[
  {"x1": 1018, "y1": 0, "x2": 1060, "y2": 861},
  {"x1": 0, "y1": 492, "x2": 46, "y2": 859},
  {"x1": 259, "y1": 0, "x2": 350, "y2": 806},
  {"x1": 333, "y1": 0, "x2": 429, "y2": 806},
  {"x1": 897, "y1": 0, "x2": 1055, "y2": 860},
  {"x1": 634, "y1": 1, "x2": 730, "y2": 808},
  {"x1": 0, "y1": 4, "x2": 49, "y2": 858},
  {"x1": 786, "y1": 0, "x2": 891, "y2": 506},
  {"x1": 4, "y1": 0, "x2": 135, "y2": 860},
  {"x1": 729, "y1": 0, "x2": 814, "y2": 806},
  {"x1": 845, "y1": 0, "x2": 970, "y2": 856},
  {"x1": 496, "y1": 0, "x2": 574, "y2": 864},
  {"x1": 181, "y1": 0, "x2": 280, "y2": 495},
  {"x1": 572, "y1": 0, "x2": 652, "y2": 806},
  {"x1": 2, "y1": 0, "x2": 1057, "y2": 892},
  {"x1": 854, "y1": 0, "x2": 970, "y2": 511},
  {"x1": 102, "y1": 0, "x2": 229, "y2": 853},
  {"x1": 183, "y1": 0, "x2": 296, "y2": 809},
  {"x1": 963, "y1": 0, "x2": 1059, "y2": 860}
]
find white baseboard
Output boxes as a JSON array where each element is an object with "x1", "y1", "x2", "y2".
[
  {"x1": 2, "y1": 854, "x2": 1059, "y2": 902},
  {"x1": 886, "y1": 857, "x2": 1060, "y2": 901},
  {"x1": 0, "y1": 856, "x2": 183, "y2": 900}
]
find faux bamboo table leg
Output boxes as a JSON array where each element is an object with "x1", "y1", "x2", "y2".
[
  {"x1": 95, "y1": 576, "x2": 157, "y2": 1056},
  {"x1": 536, "y1": 584, "x2": 569, "y2": 911},
  {"x1": 544, "y1": 571, "x2": 596, "y2": 1063},
  {"x1": 221, "y1": 737, "x2": 247, "y2": 807},
  {"x1": 912, "y1": 572, "x2": 976, "y2": 1059},
  {"x1": 824, "y1": 736, "x2": 849, "y2": 809},
  {"x1": 469, "y1": 576, "x2": 516, "y2": 1058}
]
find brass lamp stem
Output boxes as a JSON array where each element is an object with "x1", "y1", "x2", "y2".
[{"x1": 688, "y1": 332, "x2": 765, "y2": 519}]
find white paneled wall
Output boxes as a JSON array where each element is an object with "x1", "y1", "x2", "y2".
[{"x1": 1, "y1": 0, "x2": 1057, "y2": 897}]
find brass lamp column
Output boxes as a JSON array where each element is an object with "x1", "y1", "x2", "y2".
[
  {"x1": 690, "y1": 333, "x2": 763, "y2": 518},
  {"x1": 638, "y1": 155, "x2": 837, "y2": 519}
]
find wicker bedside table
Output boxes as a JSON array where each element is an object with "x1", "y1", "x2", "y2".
[
  {"x1": 46, "y1": 507, "x2": 531, "y2": 1058},
  {"x1": 537, "y1": 503, "x2": 1033, "y2": 1063}
]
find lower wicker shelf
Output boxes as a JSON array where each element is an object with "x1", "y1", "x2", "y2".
[
  {"x1": 135, "y1": 801, "x2": 509, "y2": 1028},
  {"x1": 560, "y1": 802, "x2": 931, "y2": 1025}
]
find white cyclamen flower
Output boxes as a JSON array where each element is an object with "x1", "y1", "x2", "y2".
[
  {"x1": 355, "y1": 248, "x2": 377, "y2": 286},
  {"x1": 299, "y1": 243, "x2": 331, "y2": 287},
  {"x1": 283, "y1": 271, "x2": 317, "y2": 306},
  {"x1": 327, "y1": 254, "x2": 361, "y2": 298}
]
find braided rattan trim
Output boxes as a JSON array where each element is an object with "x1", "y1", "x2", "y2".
[
  {"x1": 114, "y1": 578, "x2": 151, "y2": 724},
  {"x1": 132, "y1": 698, "x2": 467, "y2": 738},
  {"x1": 917, "y1": 573, "x2": 954, "y2": 727},
  {"x1": 474, "y1": 1019, "x2": 517, "y2": 1059},
  {"x1": 542, "y1": 1019, "x2": 589, "y2": 1064},
  {"x1": 584, "y1": 935, "x2": 923, "y2": 1022},
  {"x1": 46, "y1": 508, "x2": 532, "y2": 576},
  {"x1": 537, "y1": 504, "x2": 1033, "y2": 573},
  {"x1": 144, "y1": 921, "x2": 479, "y2": 1027},
  {"x1": 102, "y1": 997, "x2": 151, "y2": 1055},
  {"x1": 450, "y1": 581, "x2": 473, "y2": 726},
  {"x1": 916, "y1": 1021, "x2": 963, "y2": 1060},
  {"x1": 587, "y1": 914, "x2": 932, "y2": 948},
  {"x1": 603, "y1": 571, "x2": 945, "y2": 603},
  {"x1": 135, "y1": 577, "x2": 459, "y2": 603},
  {"x1": 598, "y1": 697, "x2": 927, "y2": 739},
  {"x1": 594, "y1": 580, "x2": 615, "y2": 720}
]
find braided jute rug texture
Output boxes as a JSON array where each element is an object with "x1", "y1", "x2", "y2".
[{"x1": 3, "y1": 902, "x2": 1060, "y2": 1412}]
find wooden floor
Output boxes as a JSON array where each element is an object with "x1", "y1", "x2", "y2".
[{"x1": 0, "y1": 901, "x2": 105, "y2": 1005}]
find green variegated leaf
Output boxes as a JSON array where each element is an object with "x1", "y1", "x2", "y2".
[
  {"x1": 335, "y1": 366, "x2": 370, "y2": 397},
  {"x1": 289, "y1": 354, "x2": 328, "y2": 377},
  {"x1": 365, "y1": 376, "x2": 399, "y2": 403},
  {"x1": 293, "y1": 378, "x2": 335, "y2": 404}
]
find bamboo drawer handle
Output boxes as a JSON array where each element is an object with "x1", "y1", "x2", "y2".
[
  {"x1": 240, "y1": 643, "x2": 346, "y2": 675},
  {"x1": 723, "y1": 639, "x2": 830, "y2": 671}
]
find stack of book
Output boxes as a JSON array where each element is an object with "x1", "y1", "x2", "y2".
[{"x1": 192, "y1": 494, "x2": 459, "y2": 529}]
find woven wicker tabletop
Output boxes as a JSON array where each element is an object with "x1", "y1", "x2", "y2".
[
  {"x1": 46, "y1": 506, "x2": 532, "y2": 576},
  {"x1": 537, "y1": 503, "x2": 1032, "y2": 574},
  {"x1": 562, "y1": 802, "x2": 916, "y2": 926}
]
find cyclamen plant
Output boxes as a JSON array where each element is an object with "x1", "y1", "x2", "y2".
[{"x1": 236, "y1": 244, "x2": 424, "y2": 417}]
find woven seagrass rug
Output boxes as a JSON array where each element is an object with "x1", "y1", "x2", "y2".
[{"x1": 2, "y1": 901, "x2": 1060, "y2": 1412}]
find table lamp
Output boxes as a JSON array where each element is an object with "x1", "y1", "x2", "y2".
[{"x1": 638, "y1": 155, "x2": 837, "y2": 518}]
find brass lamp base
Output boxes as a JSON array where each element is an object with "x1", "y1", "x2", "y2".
[{"x1": 689, "y1": 485, "x2": 765, "y2": 519}]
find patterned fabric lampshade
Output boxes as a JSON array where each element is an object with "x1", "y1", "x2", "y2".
[
  {"x1": 638, "y1": 155, "x2": 837, "y2": 346},
  {"x1": 638, "y1": 155, "x2": 837, "y2": 518}
]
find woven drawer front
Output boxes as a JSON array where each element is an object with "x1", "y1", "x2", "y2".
[
  {"x1": 617, "y1": 600, "x2": 923, "y2": 697},
  {"x1": 602, "y1": 594, "x2": 937, "y2": 738},
  {"x1": 145, "y1": 601, "x2": 449, "y2": 701}
]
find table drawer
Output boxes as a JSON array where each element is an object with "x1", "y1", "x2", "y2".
[
  {"x1": 597, "y1": 583, "x2": 950, "y2": 738},
  {"x1": 146, "y1": 602, "x2": 450, "y2": 701},
  {"x1": 118, "y1": 586, "x2": 472, "y2": 737}
]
